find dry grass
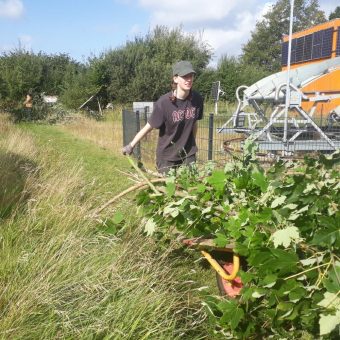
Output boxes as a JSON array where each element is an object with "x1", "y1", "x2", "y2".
[
  {"x1": 58, "y1": 104, "x2": 242, "y2": 171},
  {"x1": 62, "y1": 114, "x2": 122, "y2": 151},
  {"x1": 0, "y1": 113, "x2": 214, "y2": 339}
]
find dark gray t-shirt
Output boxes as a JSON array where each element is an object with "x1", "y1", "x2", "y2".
[{"x1": 148, "y1": 90, "x2": 203, "y2": 161}]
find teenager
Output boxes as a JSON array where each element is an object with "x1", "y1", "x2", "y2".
[{"x1": 122, "y1": 60, "x2": 204, "y2": 174}]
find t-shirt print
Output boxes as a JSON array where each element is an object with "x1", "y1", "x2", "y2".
[{"x1": 172, "y1": 107, "x2": 196, "y2": 123}]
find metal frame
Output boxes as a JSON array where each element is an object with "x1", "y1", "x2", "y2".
[
  {"x1": 217, "y1": 57, "x2": 340, "y2": 152},
  {"x1": 217, "y1": 1, "x2": 340, "y2": 154}
]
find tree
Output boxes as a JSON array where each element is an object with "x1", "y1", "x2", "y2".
[
  {"x1": 59, "y1": 63, "x2": 99, "y2": 110},
  {"x1": 0, "y1": 49, "x2": 44, "y2": 107},
  {"x1": 194, "y1": 67, "x2": 218, "y2": 100},
  {"x1": 197, "y1": 56, "x2": 269, "y2": 103},
  {"x1": 328, "y1": 6, "x2": 340, "y2": 20},
  {"x1": 92, "y1": 26, "x2": 212, "y2": 103},
  {"x1": 0, "y1": 49, "x2": 79, "y2": 111},
  {"x1": 40, "y1": 53, "x2": 75, "y2": 95},
  {"x1": 241, "y1": 0, "x2": 326, "y2": 73}
]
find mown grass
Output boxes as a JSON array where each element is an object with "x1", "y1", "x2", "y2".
[{"x1": 0, "y1": 113, "x2": 220, "y2": 339}]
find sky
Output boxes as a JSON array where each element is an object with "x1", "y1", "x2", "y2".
[{"x1": 0, "y1": 0, "x2": 339, "y2": 66}]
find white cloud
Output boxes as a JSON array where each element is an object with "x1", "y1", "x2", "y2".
[
  {"x1": 139, "y1": 0, "x2": 238, "y2": 25},
  {"x1": 0, "y1": 0, "x2": 24, "y2": 18},
  {"x1": 259, "y1": 2, "x2": 273, "y2": 18},
  {"x1": 137, "y1": 0, "x2": 273, "y2": 64},
  {"x1": 200, "y1": 8, "x2": 266, "y2": 66},
  {"x1": 137, "y1": 0, "x2": 338, "y2": 65}
]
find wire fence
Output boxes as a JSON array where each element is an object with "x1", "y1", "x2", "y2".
[{"x1": 122, "y1": 108, "x2": 340, "y2": 171}]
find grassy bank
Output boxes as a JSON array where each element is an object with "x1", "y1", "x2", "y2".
[{"x1": 0, "y1": 114, "x2": 218, "y2": 339}]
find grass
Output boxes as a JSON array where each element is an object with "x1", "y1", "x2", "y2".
[
  {"x1": 58, "y1": 105, "x2": 242, "y2": 171},
  {"x1": 0, "y1": 113, "x2": 220, "y2": 339}
]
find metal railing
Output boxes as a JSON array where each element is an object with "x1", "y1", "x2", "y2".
[{"x1": 122, "y1": 108, "x2": 340, "y2": 170}]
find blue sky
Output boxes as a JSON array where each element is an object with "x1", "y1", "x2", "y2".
[{"x1": 0, "y1": 0, "x2": 338, "y2": 65}]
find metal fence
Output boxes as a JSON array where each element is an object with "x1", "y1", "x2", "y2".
[{"x1": 122, "y1": 108, "x2": 340, "y2": 171}]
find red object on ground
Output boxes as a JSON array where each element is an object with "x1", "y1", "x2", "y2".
[{"x1": 218, "y1": 262, "x2": 243, "y2": 297}]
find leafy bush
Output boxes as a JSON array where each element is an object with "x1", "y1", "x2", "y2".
[
  {"x1": 0, "y1": 49, "x2": 77, "y2": 108},
  {"x1": 136, "y1": 144, "x2": 340, "y2": 339}
]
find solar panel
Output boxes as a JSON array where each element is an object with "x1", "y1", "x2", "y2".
[
  {"x1": 312, "y1": 44, "x2": 322, "y2": 59},
  {"x1": 303, "y1": 34, "x2": 313, "y2": 61},
  {"x1": 281, "y1": 40, "x2": 297, "y2": 65},
  {"x1": 290, "y1": 39, "x2": 297, "y2": 64},
  {"x1": 312, "y1": 30, "x2": 322, "y2": 59},
  {"x1": 281, "y1": 27, "x2": 336, "y2": 66},
  {"x1": 281, "y1": 41, "x2": 288, "y2": 66},
  {"x1": 336, "y1": 27, "x2": 340, "y2": 57},
  {"x1": 295, "y1": 37, "x2": 304, "y2": 62},
  {"x1": 321, "y1": 28, "x2": 333, "y2": 58}
]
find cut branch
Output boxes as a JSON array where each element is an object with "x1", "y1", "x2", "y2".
[{"x1": 91, "y1": 178, "x2": 166, "y2": 216}]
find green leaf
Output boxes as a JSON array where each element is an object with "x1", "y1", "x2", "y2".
[
  {"x1": 196, "y1": 183, "x2": 207, "y2": 193},
  {"x1": 202, "y1": 206, "x2": 212, "y2": 215},
  {"x1": 319, "y1": 311, "x2": 340, "y2": 336},
  {"x1": 112, "y1": 211, "x2": 124, "y2": 224},
  {"x1": 288, "y1": 287, "x2": 306, "y2": 302},
  {"x1": 288, "y1": 205, "x2": 309, "y2": 221},
  {"x1": 214, "y1": 233, "x2": 228, "y2": 247},
  {"x1": 207, "y1": 170, "x2": 225, "y2": 191},
  {"x1": 250, "y1": 208, "x2": 272, "y2": 224},
  {"x1": 163, "y1": 206, "x2": 179, "y2": 218},
  {"x1": 252, "y1": 171, "x2": 268, "y2": 192},
  {"x1": 277, "y1": 301, "x2": 294, "y2": 312},
  {"x1": 271, "y1": 226, "x2": 301, "y2": 248},
  {"x1": 283, "y1": 304, "x2": 300, "y2": 320},
  {"x1": 144, "y1": 218, "x2": 157, "y2": 236},
  {"x1": 323, "y1": 262, "x2": 340, "y2": 293},
  {"x1": 271, "y1": 195, "x2": 286, "y2": 208},
  {"x1": 300, "y1": 254, "x2": 324, "y2": 267},
  {"x1": 252, "y1": 289, "x2": 266, "y2": 298},
  {"x1": 239, "y1": 271, "x2": 256, "y2": 284},
  {"x1": 165, "y1": 182, "x2": 176, "y2": 196},
  {"x1": 230, "y1": 307, "x2": 244, "y2": 330},
  {"x1": 98, "y1": 219, "x2": 117, "y2": 235},
  {"x1": 317, "y1": 292, "x2": 340, "y2": 310},
  {"x1": 267, "y1": 248, "x2": 299, "y2": 274},
  {"x1": 312, "y1": 226, "x2": 340, "y2": 247},
  {"x1": 283, "y1": 203, "x2": 298, "y2": 210},
  {"x1": 234, "y1": 173, "x2": 250, "y2": 189},
  {"x1": 262, "y1": 274, "x2": 278, "y2": 288},
  {"x1": 172, "y1": 197, "x2": 187, "y2": 206},
  {"x1": 249, "y1": 250, "x2": 272, "y2": 267}
]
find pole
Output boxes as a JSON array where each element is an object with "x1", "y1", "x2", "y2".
[
  {"x1": 284, "y1": 0, "x2": 294, "y2": 143},
  {"x1": 135, "y1": 110, "x2": 141, "y2": 161},
  {"x1": 208, "y1": 113, "x2": 214, "y2": 161}
]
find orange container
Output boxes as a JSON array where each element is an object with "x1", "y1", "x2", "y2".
[{"x1": 281, "y1": 19, "x2": 340, "y2": 117}]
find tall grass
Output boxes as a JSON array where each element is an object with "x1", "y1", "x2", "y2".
[
  {"x1": 61, "y1": 108, "x2": 124, "y2": 152},
  {"x1": 59, "y1": 104, "x2": 242, "y2": 171},
  {"x1": 0, "y1": 114, "x2": 215, "y2": 339}
]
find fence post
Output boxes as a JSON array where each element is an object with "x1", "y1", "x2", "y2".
[
  {"x1": 144, "y1": 107, "x2": 148, "y2": 126},
  {"x1": 208, "y1": 112, "x2": 214, "y2": 161},
  {"x1": 135, "y1": 110, "x2": 141, "y2": 161},
  {"x1": 122, "y1": 109, "x2": 127, "y2": 147},
  {"x1": 143, "y1": 107, "x2": 148, "y2": 141}
]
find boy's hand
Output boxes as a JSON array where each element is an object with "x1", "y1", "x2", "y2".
[{"x1": 122, "y1": 143, "x2": 134, "y2": 155}]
